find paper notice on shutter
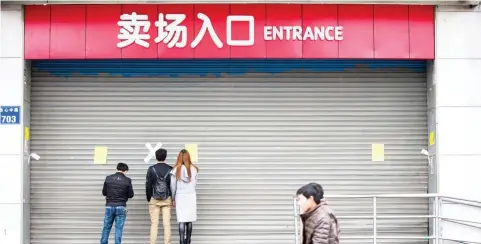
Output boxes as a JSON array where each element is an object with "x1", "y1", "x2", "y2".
[
  {"x1": 185, "y1": 144, "x2": 198, "y2": 162},
  {"x1": 372, "y1": 144, "x2": 385, "y2": 162},
  {"x1": 94, "y1": 146, "x2": 108, "y2": 164}
]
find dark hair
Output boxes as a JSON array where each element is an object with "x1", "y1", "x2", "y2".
[
  {"x1": 116, "y1": 162, "x2": 129, "y2": 172},
  {"x1": 155, "y1": 148, "x2": 167, "y2": 161},
  {"x1": 296, "y1": 182, "x2": 324, "y2": 204}
]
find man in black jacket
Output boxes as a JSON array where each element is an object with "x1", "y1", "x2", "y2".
[
  {"x1": 146, "y1": 148, "x2": 174, "y2": 244},
  {"x1": 100, "y1": 162, "x2": 134, "y2": 244}
]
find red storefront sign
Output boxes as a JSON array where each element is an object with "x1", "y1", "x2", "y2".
[{"x1": 24, "y1": 4, "x2": 434, "y2": 60}]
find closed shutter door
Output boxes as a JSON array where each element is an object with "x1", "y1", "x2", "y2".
[{"x1": 30, "y1": 60, "x2": 428, "y2": 244}]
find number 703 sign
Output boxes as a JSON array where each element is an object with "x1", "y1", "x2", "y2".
[{"x1": 0, "y1": 106, "x2": 21, "y2": 125}]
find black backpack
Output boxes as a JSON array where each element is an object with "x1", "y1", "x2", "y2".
[{"x1": 151, "y1": 167, "x2": 170, "y2": 200}]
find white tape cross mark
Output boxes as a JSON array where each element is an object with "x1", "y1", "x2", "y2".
[{"x1": 144, "y1": 142, "x2": 163, "y2": 163}]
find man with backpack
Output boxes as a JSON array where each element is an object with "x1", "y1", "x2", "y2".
[{"x1": 146, "y1": 148, "x2": 174, "y2": 244}]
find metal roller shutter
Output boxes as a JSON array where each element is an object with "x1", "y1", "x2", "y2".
[{"x1": 29, "y1": 60, "x2": 428, "y2": 244}]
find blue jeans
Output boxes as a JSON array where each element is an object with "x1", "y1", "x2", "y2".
[{"x1": 100, "y1": 206, "x2": 127, "y2": 244}]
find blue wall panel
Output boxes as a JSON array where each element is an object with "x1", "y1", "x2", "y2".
[{"x1": 32, "y1": 59, "x2": 427, "y2": 77}]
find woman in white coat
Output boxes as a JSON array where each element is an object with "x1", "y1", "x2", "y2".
[{"x1": 170, "y1": 149, "x2": 199, "y2": 244}]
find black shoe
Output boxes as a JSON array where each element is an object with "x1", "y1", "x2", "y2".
[{"x1": 185, "y1": 239, "x2": 191, "y2": 244}]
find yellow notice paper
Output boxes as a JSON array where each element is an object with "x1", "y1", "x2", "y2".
[
  {"x1": 185, "y1": 144, "x2": 198, "y2": 162},
  {"x1": 94, "y1": 146, "x2": 108, "y2": 164},
  {"x1": 429, "y1": 132, "x2": 435, "y2": 146},
  {"x1": 25, "y1": 127, "x2": 30, "y2": 141},
  {"x1": 372, "y1": 144, "x2": 385, "y2": 162}
]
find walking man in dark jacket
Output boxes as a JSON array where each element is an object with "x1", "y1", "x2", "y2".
[
  {"x1": 100, "y1": 162, "x2": 134, "y2": 244},
  {"x1": 297, "y1": 183, "x2": 340, "y2": 244}
]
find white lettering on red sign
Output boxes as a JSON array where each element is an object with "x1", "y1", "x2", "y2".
[
  {"x1": 117, "y1": 12, "x2": 343, "y2": 49},
  {"x1": 264, "y1": 26, "x2": 343, "y2": 41},
  {"x1": 191, "y1": 13, "x2": 224, "y2": 48},
  {"x1": 226, "y1": 15, "x2": 255, "y2": 46},
  {"x1": 155, "y1": 13, "x2": 187, "y2": 48},
  {"x1": 117, "y1": 12, "x2": 151, "y2": 48}
]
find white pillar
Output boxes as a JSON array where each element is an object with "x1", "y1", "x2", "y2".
[
  {"x1": 0, "y1": 5, "x2": 29, "y2": 244},
  {"x1": 433, "y1": 4, "x2": 481, "y2": 243}
]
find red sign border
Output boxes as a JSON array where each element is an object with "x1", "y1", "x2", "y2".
[{"x1": 24, "y1": 4, "x2": 435, "y2": 60}]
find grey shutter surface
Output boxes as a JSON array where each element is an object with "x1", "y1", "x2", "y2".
[{"x1": 29, "y1": 60, "x2": 428, "y2": 244}]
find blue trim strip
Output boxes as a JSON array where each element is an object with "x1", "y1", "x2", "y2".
[{"x1": 32, "y1": 59, "x2": 426, "y2": 77}]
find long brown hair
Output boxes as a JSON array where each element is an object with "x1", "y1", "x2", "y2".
[{"x1": 174, "y1": 149, "x2": 199, "y2": 182}]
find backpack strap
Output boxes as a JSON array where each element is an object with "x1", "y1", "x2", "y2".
[
  {"x1": 152, "y1": 166, "x2": 168, "y2": 180},
  {"x1": 163, "y1": 170, "x2": 170, "y2": 179},
  {"x1": 151, "y1": 166, "x2": 160, "y2": 178}
]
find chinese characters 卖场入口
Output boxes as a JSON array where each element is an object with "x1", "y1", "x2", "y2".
[{"x1": 117, "y1": 12, "x2": 343, "y2": 49}]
